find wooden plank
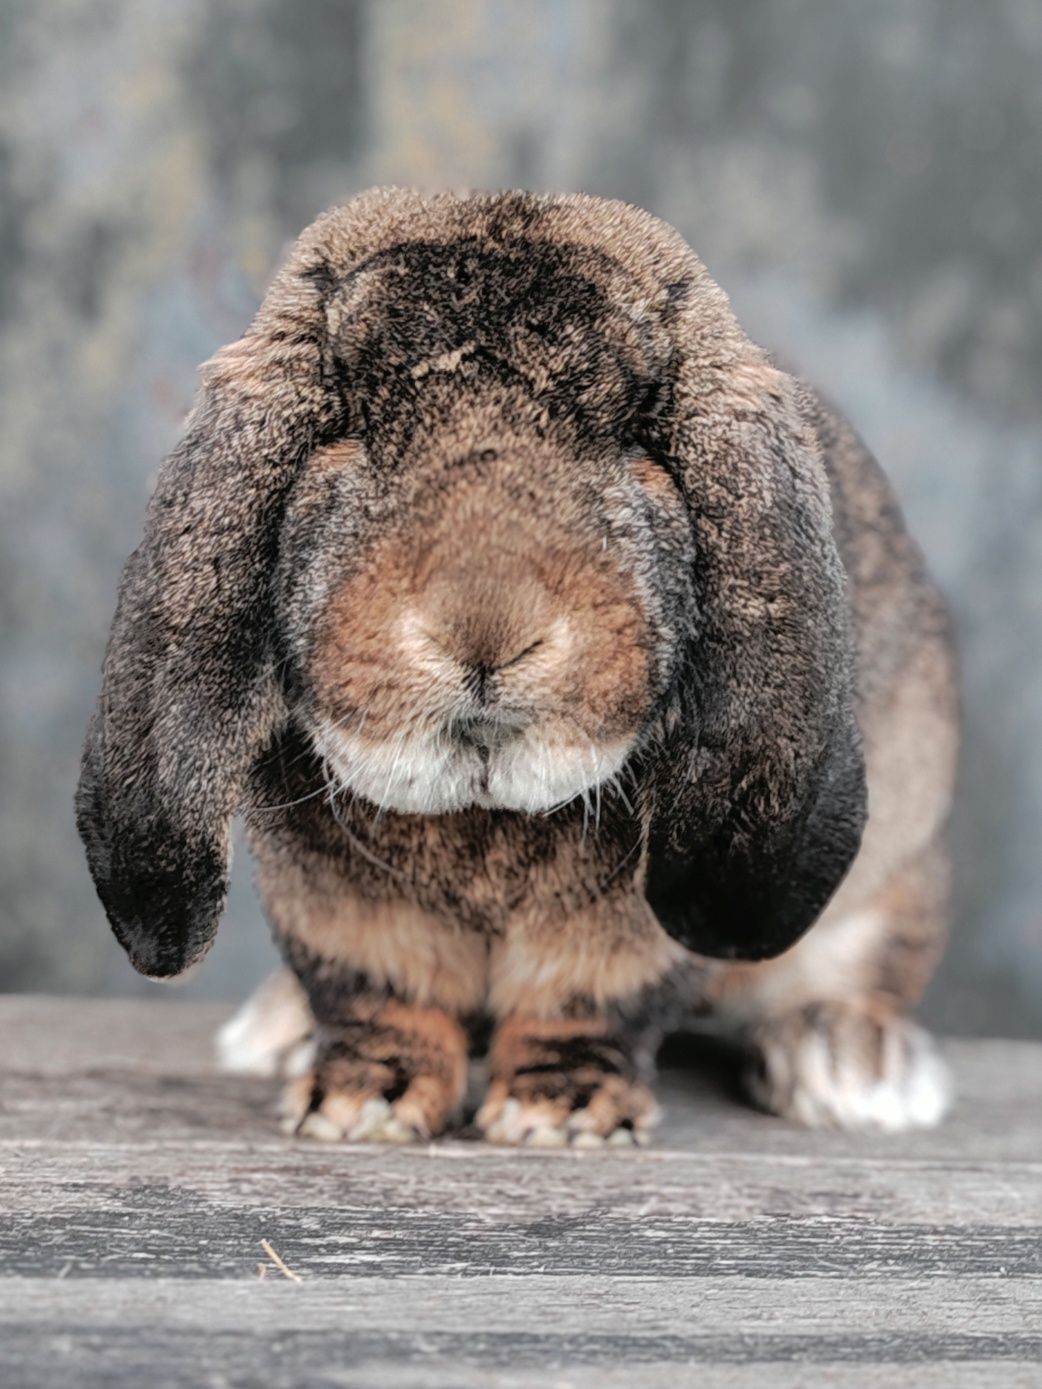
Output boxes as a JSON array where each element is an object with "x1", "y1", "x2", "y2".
[
  {"x1": 4, "y1": 1192, "x2": 1038, "y2": 1280},
  {"x1": 4, "y1": 1135, "x2": 1040, "y2": 1226},
  {"x1": 1, "y1": 996, "x2": 1039, "y2": 1389},
  {"x1": 3, "y1": 995, "x2": 1042, "y2": 1162},
  {"x1": 5, "y1": 1275, "x2": 1042, "y2": 1336},
  {"x1": 2, "y1": 1324, "x2": 1040, "y2": 1387}
]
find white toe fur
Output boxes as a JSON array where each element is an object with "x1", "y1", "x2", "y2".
[
  {"x1": 477, "y1": 1092, "x2": 653, "y2": 1148},
  {"x1": 216, "y1": 968, "x2": 314, "y2": 1077},
  {"x1": 751, "y1": 1014, "x2": 951, "y2": 1132}
]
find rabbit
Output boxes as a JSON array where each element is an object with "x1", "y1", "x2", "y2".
[{"x1": 77, "y1": 187, "x2": 959, "y2": 1146}]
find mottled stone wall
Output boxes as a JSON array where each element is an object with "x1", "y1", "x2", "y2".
[{"x1": 1, "y1": 0, "x2": 1039, "y2": 1034}]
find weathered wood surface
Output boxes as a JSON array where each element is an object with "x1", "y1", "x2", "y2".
[{"x1": 1, "y1": 997, "x2": 1039, "y2": 1388}]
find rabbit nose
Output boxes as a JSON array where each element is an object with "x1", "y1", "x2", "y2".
[{"x1": 451, "y1": 714, "x2": 522, "y2": 753}]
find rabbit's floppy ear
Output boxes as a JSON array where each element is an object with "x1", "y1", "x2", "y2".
[
  {"x1": 76, "y1": 257, "x2": 343, "y2": 979},
  {"x1": 643, "y1": 346, "x2": 867, "y2": 961}
]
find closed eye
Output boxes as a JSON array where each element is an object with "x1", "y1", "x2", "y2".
[{"x1": 499, "y1": 639, "x2": 544, "y2": 671}]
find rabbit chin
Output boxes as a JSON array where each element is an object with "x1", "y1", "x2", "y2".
[{"x1": 313, "y1": 723, "x2": 632, "y2": 815}]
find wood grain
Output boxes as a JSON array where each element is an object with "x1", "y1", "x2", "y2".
[{"x1": 1, "y1": 996, "x2": 1039, "y2": 1387}]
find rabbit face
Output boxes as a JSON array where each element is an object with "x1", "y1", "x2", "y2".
[{"x1": 278, "y1": 435, "x2": 694, "y2": 815}]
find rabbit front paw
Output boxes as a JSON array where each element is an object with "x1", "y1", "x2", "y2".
[
  {"x1": 476, "y1": 1018, "x2": 659, "y2": 1148},
  {"x1": 281, "y1": 1001, "x2": 468, "y2": 1144}
]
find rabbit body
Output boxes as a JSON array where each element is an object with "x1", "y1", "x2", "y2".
[{"x1": 79, "y1": 189, "x2": 958, "y2": 1143}]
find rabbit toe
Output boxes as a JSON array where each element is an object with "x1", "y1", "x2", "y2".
[
  {"x1": 281, "y1": 1066, "x2": 459, "y2": 1144},
  {"x1": 477, "y1": 1074, "x2": 658, "y2": 1149},
  {"x1": 747, "y1": 1005, "x2": 951, "y2": 1131}
]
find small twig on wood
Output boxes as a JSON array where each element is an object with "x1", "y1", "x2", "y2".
[{"x1": 259, "y1": 1238, "x2": 302, "y2": 1283}]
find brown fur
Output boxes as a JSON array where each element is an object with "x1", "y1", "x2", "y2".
[
  {"x1": 311, "y1": 443, "x2": 652, "y2": 750},
  {"x1": 478, "y1": 1015, "x2": 658, "y2": 1145},
  {"x1": 77, "y1": 188, "x2": 959, "y2": 1139},
  {"x1": 283, "y1": 994, "x2": 468, "y2": 1142}
]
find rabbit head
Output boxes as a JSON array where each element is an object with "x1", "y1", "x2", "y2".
[{"x1": 77, "y1": 188, "x2": 865, "y2": 977}]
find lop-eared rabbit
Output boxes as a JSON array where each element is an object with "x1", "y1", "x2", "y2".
[{"x1": 78, "y1": 189, "x2": 958, "y2": 1146}]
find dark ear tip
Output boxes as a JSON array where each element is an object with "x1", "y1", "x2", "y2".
[
  {"x1": 648, "y1": 894, "x2": 814, "y2": 962},
  {"x1": 107, "y1": 914, "x2": 215, "y2": 980},
  {"x1": 83, "y1": 828, "x2": 228, "y2": 981}
]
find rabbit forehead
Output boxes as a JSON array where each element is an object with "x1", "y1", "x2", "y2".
[
  {"x1": 284, "y1": 189, "x2": 737, "y2": 376},
  {"x1": 324, "y1": 246, "x2": 672, "y2": 426},
  {"x1": 331, "y1": 236, "x2": 624, "y2": 336},
  {"x1": 295, "y1": 187, "x2": 709, "y2": 303}
]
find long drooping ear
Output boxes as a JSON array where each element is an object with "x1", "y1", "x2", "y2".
[
  {"x1": 76, "y1": 263, "x2": 343, "y2": 979},
  {"x1": 643, "y1": 348, "x2": 868, "y2": 961}
]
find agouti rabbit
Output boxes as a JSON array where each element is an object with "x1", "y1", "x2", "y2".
[{"x1": 78, "y1": 189, "x2": 958, "y2": 1145}]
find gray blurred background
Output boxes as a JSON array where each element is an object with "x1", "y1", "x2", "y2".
[{"x1": 1, "y1": 0, "x2": 1039, "y2": 1035}]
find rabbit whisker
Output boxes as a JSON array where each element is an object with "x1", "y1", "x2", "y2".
[
  {"x1": 325, "y1": 776, "x2": 408, "y2": 884},
  {"x1": 606, "y1": 772, "x2": 635, "y2": 816},
  {"x1": 251, "y1": 783, "x2": 332, "y2": 814},
  {"x1": 597, "y1": 830, "x2": 643, "y2": 893}
]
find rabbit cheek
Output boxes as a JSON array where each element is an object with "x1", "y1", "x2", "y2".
[
  {"x1": 308, "y1": 573, "x2": 475, "y2": 814},
  {"x1": 304, "y1": 531, "x2": 495, "y2": 811}
]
